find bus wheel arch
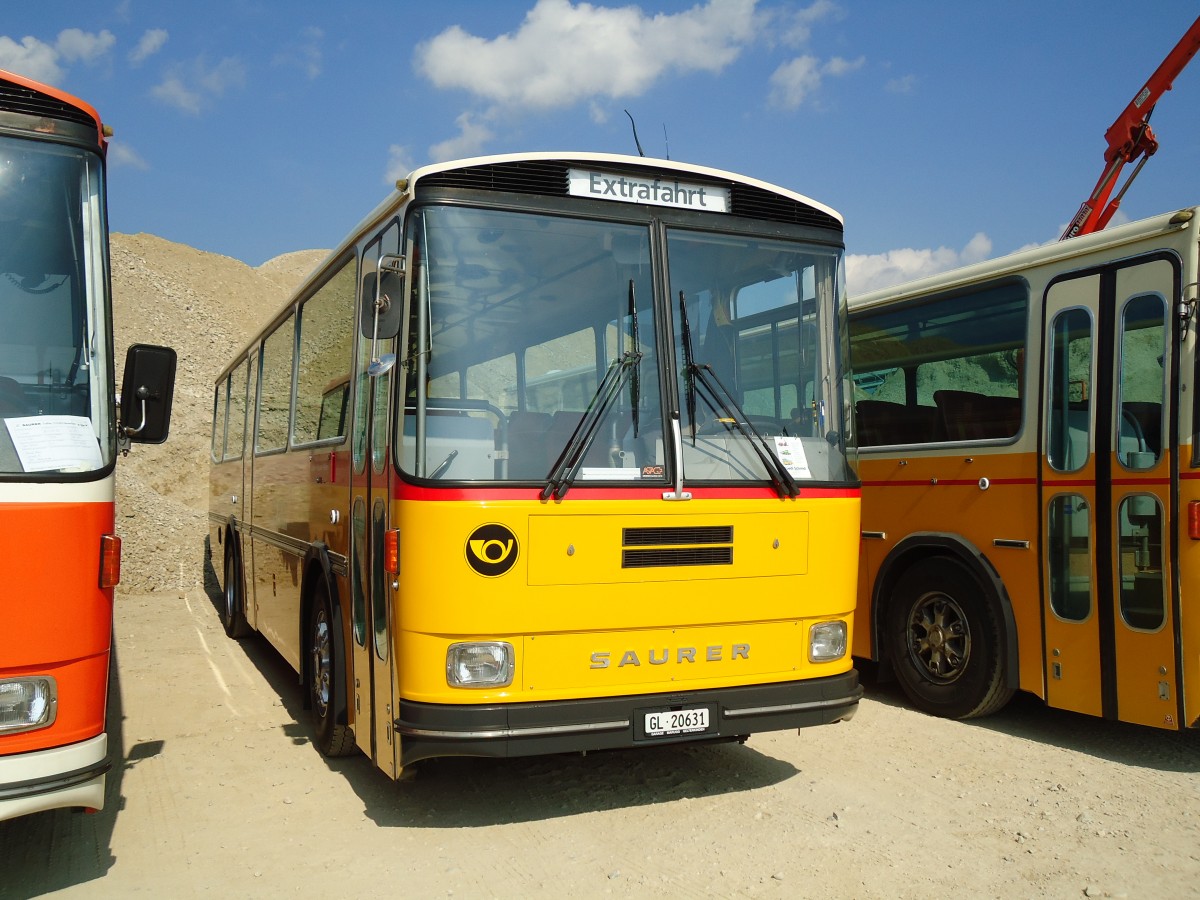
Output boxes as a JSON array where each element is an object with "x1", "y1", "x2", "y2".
[
  {"x1": 875, "y1": 536, "x2": 1017, "y2": 719},
  {"x1": 301, "y1": 550, "x2": 355, "y2": 757}
]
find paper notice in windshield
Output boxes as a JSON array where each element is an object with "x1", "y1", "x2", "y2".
[
  {"x1": 772, "y1": 436, "x2": 811, "y2": 478},
  {"x1": 4, "y1": 415, "x2": 103, "y2": 472}
]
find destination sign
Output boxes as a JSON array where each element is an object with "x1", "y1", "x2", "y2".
[{"x1": 568, "y1": 168, "x2": 729, "y2": 213}]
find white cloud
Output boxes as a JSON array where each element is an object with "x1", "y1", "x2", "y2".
[
  {"x1": 273, "y1": 27, "x2": 324, "y2": 79},
  {"x1": 152, "y1": 75, "x2": 203, "y2": 114},
  {"x1": 107, "y1": 141, "x2": 149, "y2": 170},
  {"x1": 415, "y1": 0, "x2": 762, "y2": 111},
  {"x1": 886, "y1": 73, "x2": 917, "y2": 94},
  {"x1": 129, "y1": 29, "x2": 168, "y2": 66},
  {"x1": 152, "y1": 57, "x2": 246, "y2": 114},
  {"x1": 769, "y1": 53, "x2": 863, "y2": 109},
  {"x1": 429, "y1": 112, "x2": 495, "y2": 162},
  {"x1": 385, "y1": 144, "x2": 414, "y2": 184},
  {"x1": 0, "y1": 28, "x2": 115, "y2": 85},
  {"x1": 775, "y1": 0, "x2": 842, "y2": 47},
  {"x1": 0, "y1": 36, "x2": 63, "y2": 84},
  {"x1": 56, "y1": 28, "x2": 115, "y2": 64},
  {"x1": 846, "y1": 232, "x2": 993, "y2": 295}
]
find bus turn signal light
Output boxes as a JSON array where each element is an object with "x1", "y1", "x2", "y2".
[
  {"x1": 100, "y1": 534, "x2": 122, "y2": 588},
  {"x1": 1190, "y1": 502, "x2": 1200, "y2": 540},
  {"x1": 384, "y1": 529, "x2": 399, "y2": 574}
]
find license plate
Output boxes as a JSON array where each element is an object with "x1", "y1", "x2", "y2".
[{"x1": 643, "y1": 706, "x2": 710, "y2": 737}]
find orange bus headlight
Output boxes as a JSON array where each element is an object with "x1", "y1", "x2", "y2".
[
  {"x1": 446, "y1": 642, "x2": 514, "y2": 688},
  {"x1": 809, "y1": 621, "x2": 848, "y2": 663},
  {"x1": 0, "y1": 676, "x2": 58, "y2": 734}
]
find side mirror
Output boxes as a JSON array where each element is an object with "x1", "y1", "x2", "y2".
[
  {"x1": 359, "y1": 255, "x2": 405, "y2": 341},
  {"x1": 120, "y1": 343, "x2": 176, "y2": 444}
]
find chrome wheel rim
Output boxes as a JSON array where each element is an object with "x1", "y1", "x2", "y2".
[
  {"x1": 906, "y1": 592, "x2": 970, "y2": 684},
  {"x1": 311, "y1": 607, "x2": 332, "y2": 718}
]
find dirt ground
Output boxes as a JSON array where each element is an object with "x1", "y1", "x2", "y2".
[
  {"x1": 4, "y1": 580, "x2": 1200, "y2": 899},
  {"x1": 5, "y1": 235, "x2": 1200, "y2": 898}
]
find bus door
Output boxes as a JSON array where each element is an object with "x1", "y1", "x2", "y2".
[
  {"x1": 1042, "y1": 258, "x2": 1178, "y2": 727},
  {"x1": 349, "y1": 231, "x2": 400, "y2": 776}
]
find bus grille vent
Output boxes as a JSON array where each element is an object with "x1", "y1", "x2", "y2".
[
  {"x1": 623, "y1": 526, "x2": 732, "y2": 546},
  {"x1": 729, "y1": 183, "x2": 842, "y2": 231},
  {"x1": 0, "y1": 78, "x2": 96, "y2": 129},
  {"x1": 417, "y1": 160, "x2": 570, "y2": 198},
  {"x1": 621, "y1": 525, "x2": 733, "y2": 569},
  {"x1": 623, "y1": 546, "x2": 733, "y2": 568}
]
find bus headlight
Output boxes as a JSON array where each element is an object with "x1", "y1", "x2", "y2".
[
  {"x1": 0, "y1": 677, "x2": 57, "y2": 734},
  {"x1": 446, "y1": 642, "x2": 514, "y2": 688},
  {"x1": 809, "y1": 621, "x2": 847, "y2": 662}
]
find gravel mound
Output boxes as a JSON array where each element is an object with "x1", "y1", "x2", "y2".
[{"x1": 111, "y1": 233, "x2": 327, "y2": 592}]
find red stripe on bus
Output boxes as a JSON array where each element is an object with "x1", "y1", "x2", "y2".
[{"x1": 393, "y1": 483, "x2": 861, "y2": 502}]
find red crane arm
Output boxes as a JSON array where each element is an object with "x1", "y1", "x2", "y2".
[{"x1": 1061, "y1": 15, "x2": 1200, "y2": 240}]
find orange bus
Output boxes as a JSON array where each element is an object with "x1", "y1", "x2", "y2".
[
  {"x1": 0, "y1": 69, "x2": 175, "y2": 821},
  {"x1": 208, "y1": 152, "x2": 861, "y2": 779},
  {"x1": 849, "y1": 207, "x2": 1200, "y2": 729}
]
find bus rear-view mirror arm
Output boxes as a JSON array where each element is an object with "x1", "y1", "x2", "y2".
[{"x1": 363, "y1": 255, "x2": 405, "y2": 377}]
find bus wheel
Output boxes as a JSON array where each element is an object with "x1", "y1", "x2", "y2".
[
  {"x1": 308, "y1": 584, "x2": 354, "y2": 757},
  {"x1": 885, "y1": 557, "x2": 1012, "y2": 719},
  {"x1": 221, "y1": 548, "x2": 250, "y2": 638}
]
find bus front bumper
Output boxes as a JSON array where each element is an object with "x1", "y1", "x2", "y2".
[
  {"x1": 395, "y1": 671, "x2": 860, "y2": 766},
  {"x1": 0, "y1": 733, "x2": 109, "y2": 822}
]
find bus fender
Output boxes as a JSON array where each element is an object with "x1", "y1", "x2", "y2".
[
  {"x1": 871, "y1": 532, "x2": 1019, "y2": 691},
  {"x1": 223, "y1": 516, "x2": 243, "y2": 578},
  {"x1": 300, "y1": 542, "x2": 349, "y2": 730}
]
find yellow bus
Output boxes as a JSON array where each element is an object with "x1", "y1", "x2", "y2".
[
  {"x1": 849, "y1": 207, "x2": 1200, "y2": 729},
  {"x1": 208, "y1": 152, "x2": 861, "y2": 777}
]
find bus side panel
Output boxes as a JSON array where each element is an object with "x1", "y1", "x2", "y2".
[
  {"x1": 857, "y1": 450, "x2": 1042, "y2": 695},
  {"x1": 1181, "y1": 469, "x2": 1200, "y2": 728},
  {"x1": 209, "y1": 458, "x2": 241, "y2": 563},
  {"x1": 249, "y1": 451, "x2": 310, "y2": 671},
  {"x1": 0, "y1": 500, "x2": 114, "y2": 754}
]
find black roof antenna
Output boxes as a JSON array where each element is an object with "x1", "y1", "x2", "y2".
[
  {"x1": 624, "y1": 109, "x2": 645, "y2": 157},
  {"x1": 663, "y1": 123, "x2": 670, "y2": 160}
]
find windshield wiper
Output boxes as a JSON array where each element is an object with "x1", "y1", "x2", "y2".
[
  {"x1": 677, "y1": 291, "x2": 799, "y2": 499},
  {"x1": 540, "y1": 281, "x2": 642, "y2": 501}
]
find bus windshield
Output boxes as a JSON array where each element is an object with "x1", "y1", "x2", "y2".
[
  {"x1": 0, "y1": 136, "x2": 110, "y2": 476},
  {"x1": 399, "y1": 203, "x2": 851, "y2": 486}
]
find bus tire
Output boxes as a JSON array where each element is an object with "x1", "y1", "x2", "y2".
[
  {"x1": 885, "y1": 557, "x2": 1013, "y2": 719},
  {"x1": 221, "y1": 546, "x2": 250, "y2": 639},
  {"x1": 308, "y1": 583, "x2": 355, "y2": 757}
]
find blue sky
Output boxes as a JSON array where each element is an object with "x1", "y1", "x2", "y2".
[{"x1": 4, "y1": 1, "x2": 1200, "y2": 293}]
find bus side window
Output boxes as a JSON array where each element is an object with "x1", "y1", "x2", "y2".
[
  {"x1": 1047, "y1": 307, "x2": 1092, "y2": 473},
  {"x1": 1118, "y1": 294, "x2": 1166, "y2": 470}
]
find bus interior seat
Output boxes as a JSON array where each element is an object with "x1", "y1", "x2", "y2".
[
  {"x1": 933, "y1": 390, "x2": 1021, "y2": 441},
  {"x1": 0, "y1": 377, "x2": 26, "y2": 417},
  {"x1": 855, "y1": 399, "x2": 942, "y2": 446},
  {"x1": 401, "y1": 412, "x2": 495, "y2": 479},
  {"x1": 545, "y1": 410, "x2": 584, "y2": 469},
  {"x1": 506, "y1": 410, "x2": 552, "y2": 479}
]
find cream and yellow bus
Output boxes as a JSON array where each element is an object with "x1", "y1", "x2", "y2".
[
  {"x1": 850, "y1": 207, "x2": 1200, "y2": 729},
  {"x1": 208, "y1": 152, "x2": 861, "y2": 777}
]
